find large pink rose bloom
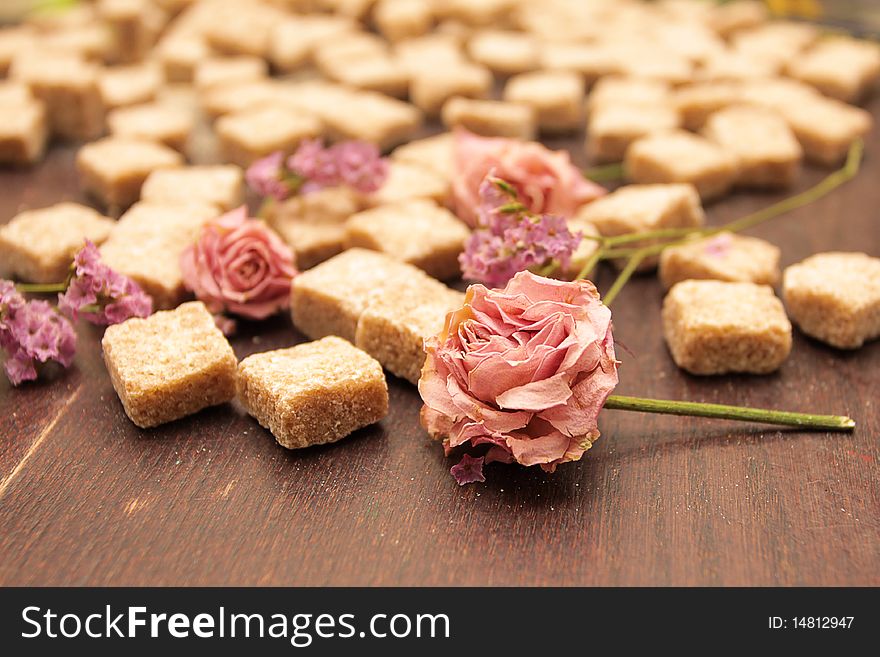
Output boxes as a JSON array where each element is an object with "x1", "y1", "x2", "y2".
[
  {"x1": 419, "y1": 271, "x2": 619, "y2": 476},
  {"x1": 180, "y1": 206, "x2": 298, "y2": 320},
  {"x1": 452, "y1": 129, "x2": 606, "y2": 227}
]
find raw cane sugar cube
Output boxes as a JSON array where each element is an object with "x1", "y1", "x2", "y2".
[
  {"x1": 374, "y1": 0, "x2": 434, "y2": 42},
  {"x1": 319, "y1": 90, "x2": 422, "y2": 151},
  {"x1": 612, "y1": 47, "x2": 694, "y2": 86},
  {"x1": 202, "y1": 0, "x2": 286, "y2": 58},
  {"x1": 199, "y1": 80, "x2": 281, "y2": 120},
  {"x1": 441, "y1": 97, "x2": 536, "y2": 140},
  {"x1": 269, "y1": 187, "x2": 362, "y2": 270},
  {"x1": 97, "y1": 0, "x2": 166, "y2": 63},
  {"x1": 586, "y1": 76, "x2": 671, "y2": 114},
  {"x1": 106, "y1": 102, "x2": 196, "y2": 152},
  {"x1": 10, "y1": 53, "x2": 104, "y2": 141},
  {"x1": 732, "y1": 21, "x2": 819, "y2": 68},
  {"x1": 215, "y1": 106, "x2": 323, "y2": 167},
  {"x1": 345, "y1": 200, "x2": 469, "y2": 279},
  {"x1": 697, "y1": 50, "x2": 779, "y2": 82},
  {"x1": 574, "y1": 183, "x2": 704, "y2": 270},
  {"x1": 702, "y1": 105, "x2": 802, "y2": 189},
  {"x1": 658, "y1": 232, "x2": 781, "y2": 289},
  {"x1": 587, "y1": 103, "x2": 681, "y2": 164},
  {"x1": 365, "y1": 161, "x2": 450, "y2": 207},
  {"x1": 0, "y1": 26, "x2": 36, "y2": 77},
  {"x1": 395, "y1": 33, "x2": 465, "y2": 73},
  {"x1": 0, "y1": 94, "x2": 47, "y2": 166},
  {"x1": 76, "y1": 137, "x2": 184, "y2": 211},
  {"x1": 390, "y1": 132, "x2": 454, "y2": 179},
  {"x1": 102, "y1": 301, "x2": 238, "y2": 429},
  {"x1": 662, "y1": 280, "x2": 792, "y2": 375},
  {"x1": 154, "y1": 32, "x2": 214, "y2": 83},
  {"x1": 0, "y1": 203, "x2": 114, "y2": 283},
  {"x1": 503, "y1": 70, "x2": 585, "y2": 134},
  {"x1": 355, "y1": 285, "x2": 465, "y2": 384},
  {"x1": 783, "y1": 252, "x2": 880, "y2": 349},
  {"x1": 625, "y1": 130, "x2": 739, "y2": 201},
  {"x1": 786, "y1": 37, "x2": 880, "y2": 103},
  {"x1": 410, "y1": 63, "x2": 492, "y2": 116},
  {"x1": 707, "y1": 0, "x2": 768, "y2": 38},
  {"x1": 467, "y1": 30, "x2": 540, "y2": 75},
  {"x1": 776, "y1": 95, "x2": 872, "y2": 166},
  {"x1": 193, "y1": 56, "x2": 268, "y2": 92},
  {"x1": 236, "y1": 337, "x2": 389, "y2": 450},
  {"x1": 434, "y1": 0, "x2": 517, "y2": 27},
  {"x1": 290, "y1": 248, "x2": 450, "y2": 342},
  {"x1": 540, "y1": 43, "x2": 620, "y2": 88},
  {"x1": 141, "y1": 165, "x2": 244, "y2": 211},
  {"x1": 99, "y1": 201, "x2": 219, "y2": 308},
  {"x1": 98, "y1": 63, "x2": 162, "y2": 110},
  {"x1": 319, "y1": 46, "x2": 410, "y2": 99},
  {"x1": 270, "y1": 15, "x2": 358, "y2": 72},
  {"x1": 673, "y1": 82, "x2": 742, "y2": 131}
]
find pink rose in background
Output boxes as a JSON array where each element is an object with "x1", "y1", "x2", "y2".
[
  {"x1": 418, "y1": 271, "x2": 619, "y2": 484},
  {"x1": 180, "y1": 206, "x2": 298, "y2": 320},
  {"x1": 452, "y1": 129, "x2": 606, "y2": 227}
]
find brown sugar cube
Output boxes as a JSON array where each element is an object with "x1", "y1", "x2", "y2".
[
  {"x1": 441, "y1": 97, "x2": 536, "y2": 140},
  {"x1": 97, "y1": 0, "x2": 166, "y2": 63},
  {"x1": 0, "y1": 94, "x2": 47, "y2": 166},
  {"x1": 99, "y1": 63, "x2": 162, "y2": 110},
  {"x1": 673, "y1": 81, "x2": 742, "y2": 130},
  {"x1": 331, "y1": 56, "x2": 411, "y2": 99},
  {"x1": 776, "y1": 95, "x2": 872, "y2": 166},
  {"x1": 345, "y1": 200, "x2": 469, "y2": 279},
  {"x1": 236, "y1": 337, "x2": 388, "y2": 450},
  {"x1": 467, "y1": 30, "x2": 540, "y2": 75},
  {"x1": 269, "y1": 187, "x2": 362, "y2": 270},
  {"x1": 291, "y1": 248, "x2": 452, "y2": 342},
  {"x1": 390, "y1": 132, "x2": 454, "y2": 179},
  {"x1": 319, "y1": 90, "x2": 422, "y2": 151},
  {"x1": 199, "y1": 80, "x2": 282, "y2": 120},
  {"x1": 625, "y1": 130, "x2": 739, "y2": 201},
  {"x1": 702, "y1": 105, "x2": 802, "y2": 188},
  {"x1": 707, "y1": 0, "x2": 768, "y2": 38},
  {"x1": 102, "y1": 301, "x2": 238, "y2": 429},
  {"x1": 0, "y1": 26, "x2": 36, "y2": 77},
  {"x1": 366, "y1": 161, "x2": 450, "y2": 207},
  {"x1": 651, "y1": 20, "x2": 727, "y2": 64},
  {"x1": 202, "y1": 0, "x2": 286, "y2": 58},
  {"x1": 575, "y1": 183, "x2": 704, "y2": 270},
  {"x1": 99, "y1": 201, "x2": 219, "y2": 308},
  {"x1": 434, "y1": 0, "x2": 517, "y2": 26},
  {"x1": 154, "y1": 32, "x2": 214, "y2": 83},
  {"x1": 270, "y1": 15, "x2": 358, "y2": 72},
  {"x1": 504, "y1": 70, "x2": 585, "y2": 134},
  {"x1": 659, "y1": 232, "x2": 781, "y2": 289},
  {"x1": 141, "y1": 165, "x2": 244, "y2": 211},
  {"x1": 374, "y1": 0, "x2": 434, "y2": 42},
  {"x1": 783, "y1": 252, "x2": 880, "y2": 349},
  {"x1": 395, "y1": 33, "x2": 465, "y2": 73},
  {"x1": 732, "y1": 21, "x2": 819, "y2": 68},
  {"x1": 77, "y1": 137, "x2": 183, "y2": 211},
  {"x1": 215, "y1": 106, "x2": 323, "y2": 168},
  {"x1": 10, "y1": 53, "x2": 104, "y2": 141},
  {"x1": 410, "y1": 63, "x2": 492, "y2": 117},
  {"x1": 539, "y1": 43, "x2": 620, "y2": 87},
  {"x1": 698, "y1": 50, "x2": 779, "y2": 82},
  {"x1": 106, "y1": 103, "x2": 195, "y2": 152},
  {"x1": 0, "y1": 203, "x2": 114, "y2": 283},
  {"x1": 662, "y1": 280, "x2": 792, "y2": 375},
  {"x1": 193, "y1": 56, "x2": 268, "y2": 92},
  {"x1": 786, "y1": 37, "x2": 880, "y2": 103},
  {"x1": 587, "y1": 103, "x2": 681, "y2": 164},
  {"x1": 587, "y1": 76, "x2": 671, "y2": 114},
  {"x1": 612, "y1": 46, "x2": 694, "y2": 86},
  {"x1": 355, "y1": 284, "x2": 464, "y2": 384}
]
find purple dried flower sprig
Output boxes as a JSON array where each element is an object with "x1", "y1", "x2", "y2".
[
  {"x1": 246, "y1": 139, "x2": 390, "y2": 204},
  {"x1": 459, "y1": 175, "x2": 582, "y2": 288}
]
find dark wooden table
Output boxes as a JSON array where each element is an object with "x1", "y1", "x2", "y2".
[{"x1": 1, "y1": 95, "x2": 878, "y2": 587}]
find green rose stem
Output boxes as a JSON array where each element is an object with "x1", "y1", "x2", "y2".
[
  {"x1": 584, "y1": 162, "x2": 625, "y2": 183},
  {"x1": 15, "y1": 281, "x2": 68, "y2": 294},
  {"x1": 576, "y1": 139, "x2": 865, "y2": 303},
  {"x1": 603, "y1": 395, "x2": 855, "y2": 431}
]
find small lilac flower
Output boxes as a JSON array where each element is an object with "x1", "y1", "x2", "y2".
[
  {"x1": 1, "y1": 298, "x2": 76, "y2": 386},
  {"x1": 332, "y1": 141, "x2": 389, "y2": 194},
  {"x1": 245, "y1": 151, "x2": 293, "y2": 201},
  {"x1": 287, "y1": 139, "x2": 340, "y2": 190},
  {"x1": 0, "y1": 280, "x2": 25, "y2": 350},
  {"x1": 451, "y1": 454, "x2": 486, "y2": 486},
  {"x1": 459, "y1": 175, "x2": 582, "y2": 288},
  {"x1": 58, "y1": 241, "x2": 153, "y2": 325}
]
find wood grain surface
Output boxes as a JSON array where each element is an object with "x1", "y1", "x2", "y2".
[{"x1": 0, "y1": 94, "x2": 878, "y2": 587}]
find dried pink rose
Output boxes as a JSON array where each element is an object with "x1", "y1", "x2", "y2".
[
  {"x1": 1, "y1": 284, "x2": 76, "y2": 386},
  {"x1": 419, "y1": 271, "x2": 619, "y2": 482},
  {"x1": 180, "y1": 206, "x2": 298, "y2": 320},
  {"x1": 58, "y1": 240, "x2": 152, "y2": 325},
  {"x1": 452, "y1": 129, "x2": 606, "y2": 227}
]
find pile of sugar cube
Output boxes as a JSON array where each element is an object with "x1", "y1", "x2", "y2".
[{"x1": 1, "y1": 0, "x2": 879, "y2": 448}]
